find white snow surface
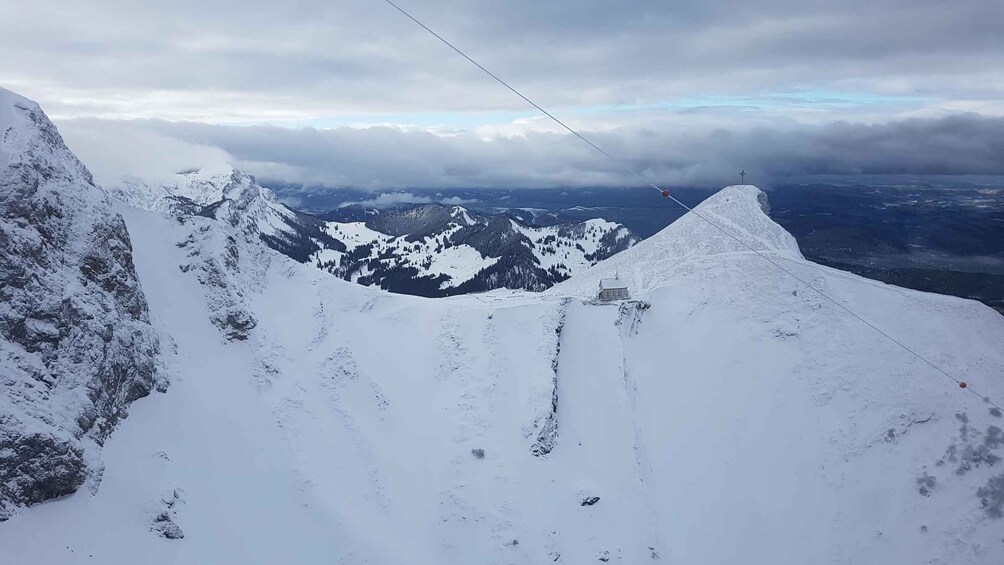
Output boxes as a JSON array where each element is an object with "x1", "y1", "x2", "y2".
[
  {"x1": 551, "y1": 185, "x2": 802, "y2": 298},
  {"x1": 3, "y1": 116, "x2": 1004, "y2": 563}
]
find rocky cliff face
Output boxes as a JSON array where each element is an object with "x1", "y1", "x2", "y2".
[
  {"x1": 0, "y1": 87, "x2": 162, "y2": 518},
  {"x1": 174, "y1": 214, "x2": 268, "y2": 341}
]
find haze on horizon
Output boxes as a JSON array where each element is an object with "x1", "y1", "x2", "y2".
[{"x1": 2, "y1": 0, "x2": 1002, "y2": 189}]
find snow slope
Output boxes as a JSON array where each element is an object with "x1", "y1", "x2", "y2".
[
  {"x1": 3, "y1": 90, "x2": 1004, "y2": 563},
  {"x1": 550, "y1": 184, "x2": 801, "y2": 297},
  {"x1": 3, "y1": 183, "x2": 1003, "y2": 564}
]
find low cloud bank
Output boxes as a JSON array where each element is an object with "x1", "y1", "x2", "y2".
[{"x1": 58, "y1": 114, "x2": 1004, "y2": 191}]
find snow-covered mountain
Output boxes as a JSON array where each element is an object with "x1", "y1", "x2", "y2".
[
  {"x1": 113, "y1": 170, "x2": 637, "y2": 296},
  {"x1": 3, "y1": 87, "x2": 1004, "y2": 564},
  {"x1": 314, "y1": 204, "x2": 637, "y2": 295},
  {"x1": 0, "y1": 87, "x2": 162, "y2": 519},
  {"x1": 111, "y1": 166, "x2": 339, "y2": 264}
]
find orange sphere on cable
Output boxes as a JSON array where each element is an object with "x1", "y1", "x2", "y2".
[
  {"x1": 960, "y1": 381, "x2": 968, "y2": 388},
  {"x1": 661, "y1": 190, "x2": 670, "y2": 198}
]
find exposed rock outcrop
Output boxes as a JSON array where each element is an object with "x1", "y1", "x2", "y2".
[
  {"x1": 530, "y1": 298, "x2": 569, "y2": 457},
  {"x1": 0, "y1": 87, "x2": 162, "y2": 518}
]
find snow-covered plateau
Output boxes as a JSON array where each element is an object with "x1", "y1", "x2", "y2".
[{"x1": 2, "y1": 87, "x2": 1004, "y2": 564}]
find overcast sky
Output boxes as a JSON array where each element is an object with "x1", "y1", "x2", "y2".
[{"x1": 3, "y1": 0, "x2": 1002, "y2": 189}]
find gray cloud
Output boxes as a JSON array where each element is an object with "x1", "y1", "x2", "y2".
[
  {"x1": 57, "y1": 113, "x2": 1004, "y2": 190},
  {"x1": 335, "y1": 192, "x2": 480, "y2": 208},
  {"x1": 18, "y1": 0, "x2": 1001, "y2": 190},
  {"x1": 3, "y1": 0, "x2": 1003, "y2": 121}
]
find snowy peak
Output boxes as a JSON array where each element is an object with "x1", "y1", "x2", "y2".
[
  {"x1": 655, "y1": 184, "x2": 801, "y2": 259},
  {"x1": 177, "y1": 167, "x2": 262, "y2": 205},
  {"x1": 450, "y1": 205, "x2": 479, "y2": 227},
  {"x1": 113, "y1": 166, "x2": 283, "y2": 220},
  {"x1": 552, "y1": 185, "x2": 802, "y2": 297},
  {"x1": 0, "y1": 86, "x2": 94, "y2": 188},
  {"x1": 109, "y1": 164, "x2": 337, "y2": 261}
]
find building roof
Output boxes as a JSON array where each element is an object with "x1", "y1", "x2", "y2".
[{"x1": 599, "y1": 278, "x2": 627, "y2": 290}]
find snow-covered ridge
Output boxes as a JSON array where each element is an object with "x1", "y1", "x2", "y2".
[
  {"x1": 0, "y1": 86, "x2": 162, "y2": 518},
  {"x1": 111, "y1": 167, "x2": 296, "y2": 237},
  {"x1": 0, "y1": 88, "x2": 93, "y2": 185},
  {"x1": 112, "y1": 165, "x2": 239, "y2": 213},
  {"x1": 551, "y1": 184, "x2": 802, "y2": 297}
]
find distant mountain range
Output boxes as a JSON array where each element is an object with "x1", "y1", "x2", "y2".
[{"x1": 113, "y1": 169, "x2": 638, "y2": 297}]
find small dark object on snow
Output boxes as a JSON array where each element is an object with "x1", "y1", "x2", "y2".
[
  {"x1": 152, "y1": 512, "x2": 184, "y2": 539},
  {"x1": 917, "y1": 473, "x2": 937, "y2": 496},
  {"x1": 960, "y1": 381, "x2": 967, "y2": 388},
  {"x1": 471, "y1": 448, "x2": 485, "y2": 459},
  {"x1": 581, "y1": 496, "x2": 600, "y2": 506}
]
